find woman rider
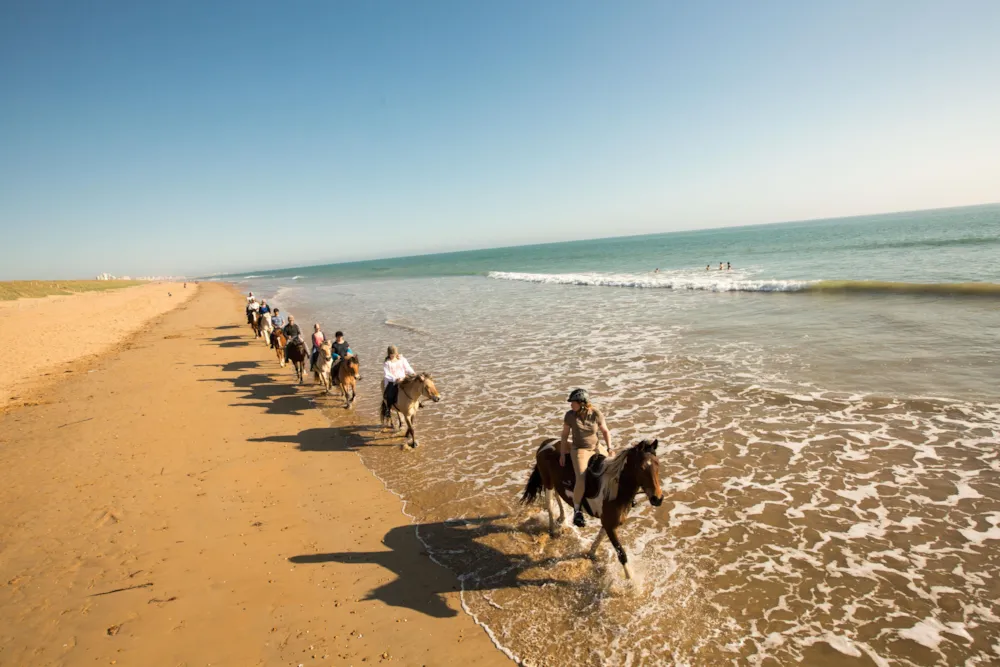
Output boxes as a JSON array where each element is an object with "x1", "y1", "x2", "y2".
[
  {"x1": 559, "y1": 388, "x2": 613, "y2": 527},
  {"x1": 382, "y1": 345, "x2": 414, "y2": 408},
  {"x1": 310, "y1": 323, "x2": 326, "y2": 371}
]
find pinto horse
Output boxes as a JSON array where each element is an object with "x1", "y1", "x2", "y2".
[
  {"x1": 285, "y1": 338, "x2": 308, "y2": 384},
  {"x1": 521, "y1": 439, "x2": 663, "y2": 579},
  {"x1": 380, "y1": 374, "x2": 440, "y2": 448},
  {"x1": 331, "y1": 355, "x2": 361, "y2": 408},
  {"x1": 271, "y1": 329, "x2": 288, "y2": 367}
]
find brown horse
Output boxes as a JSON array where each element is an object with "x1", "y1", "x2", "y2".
[
  {"x1": 331, "y1": 355, "x2": 361, "y2": 408},
  {"x1": 520, "y1": 439, "x2": 663, "y2": 579},
  {"x1": 272, "y1": 328, "x2": 288, "y2": 367},
  {"x1": 250, "y1": 310, "x2": 263, "y2": 338},
  {"x1": 380, "y1": 374, "x2": 441, "y2": 448},
  {"x1": 312, "y1": 341, "x2": 334, "y2": 393},
  {"x1": 285, "y1": 338, "x2": 308, "y2": 383}
]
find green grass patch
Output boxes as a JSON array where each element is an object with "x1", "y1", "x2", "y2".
[{"x1": 0, "y1": 280, "x2": 144, "y2": 301}]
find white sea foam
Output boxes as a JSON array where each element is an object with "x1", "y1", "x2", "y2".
[{"x1": 488, "y1": 270, "x2": 812, "y2": 292}]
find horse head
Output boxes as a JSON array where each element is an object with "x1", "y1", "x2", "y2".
[
  {"x1": 348, "y1": 355, "x2": 361, "y2": 380},
  {"x1": 417, "y1": 373, "x2": 441, "y2": 402},
  {"x1": 633, "y1": 439, "x2": 663, "y2": 506}
]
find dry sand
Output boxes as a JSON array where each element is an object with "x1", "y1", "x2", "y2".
[
  {"x1": 0, "y1": 283, "x2": 509, "y2": 666},
  {"x1": 0, "y1": 282, "x2": 191, "y2": 410}
]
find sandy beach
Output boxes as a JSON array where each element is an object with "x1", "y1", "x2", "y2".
[
  {"x1": 0, "y1": 282, "x2": 191, "y2": 411},
  {"x1": 0, "y1": 282, "x2": 508, "y2": 666}
]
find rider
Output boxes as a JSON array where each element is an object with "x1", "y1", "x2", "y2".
[
  {"x1": 269, "y1": 309, "x2": 284, "y2": 348},
  {"x1": 246, "y1": 291, "x2": 254, "y2": 303},
  {"x1": 310, "y1": 323, "x2": 326, "y2": 371},
  {"x1": 559, "y1": 388, "x2": 613, "y2": 527},
  {"x1": 283, "y1": 315, "x2": 303, "y2": 358},
  {"x1": 259, "y1": 300, "x2": 271, "y2": 316},
  {"x1": 382, "y1": 345, "x2": 414, "y2": 408},
  {"x1": 331, "y1": 331, "x2": 352, "y2": 361}
]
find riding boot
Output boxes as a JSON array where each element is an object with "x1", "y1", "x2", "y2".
[{"x1": 573, "y1": 506, "x2": 586, "y2": 527}]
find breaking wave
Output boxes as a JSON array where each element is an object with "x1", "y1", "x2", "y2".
[{"x1": 487, "y1": 272, "x2": 1000, "y2": 297}]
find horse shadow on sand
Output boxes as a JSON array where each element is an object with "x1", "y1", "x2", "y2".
[
  {"x1": 193, "y1": 360, "x2": 260, "y2": 373},
  {"x1": 215, "y1": 325, "x2": 241, "y2": 330},
  {"x1": 249, "y1": 425, "x2": 399, "y2": 453},
  {"x1": 199, "y1": 372, "x2": 313, "y2": 415},
  {"x1": 289, "y1": 515, "x2": 571, "y2": 619}
]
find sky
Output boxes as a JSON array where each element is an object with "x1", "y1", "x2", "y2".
[{"x1": 1, "y1": 1, "x2": 998, "y2": 279}]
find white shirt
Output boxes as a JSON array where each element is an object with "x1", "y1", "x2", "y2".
[
  {"x1": 249, "y1": 300, "x2": 260, "y2": 311},
  {"x1": 383, "y1": 356, "x2": 414, "y2": 389}
]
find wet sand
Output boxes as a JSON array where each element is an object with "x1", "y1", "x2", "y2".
[{"x1": 0, "y1": 282, "x2": 508, "y2": 666}]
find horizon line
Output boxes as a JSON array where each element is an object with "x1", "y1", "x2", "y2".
[{"x1": 213, "y1": 200, "x2": 1000, "y2": 279}]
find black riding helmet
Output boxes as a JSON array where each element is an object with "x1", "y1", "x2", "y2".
[{"x1": 567, "y1": 388, "x2": 589, "y2": 403}]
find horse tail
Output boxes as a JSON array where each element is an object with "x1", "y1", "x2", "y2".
[{"x1": 520, "y1": 465, "x2": 543, "y2": 505}]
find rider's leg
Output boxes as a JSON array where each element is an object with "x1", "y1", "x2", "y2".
[{"x1": 571, "y1": 448, "x2": 594, "y2": 526}]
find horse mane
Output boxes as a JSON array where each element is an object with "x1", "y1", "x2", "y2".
[{"x1": 600, "y1": 448, "x2": 634, "y2": 504}]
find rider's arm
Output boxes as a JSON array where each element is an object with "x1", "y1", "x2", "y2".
[
  {"x1": 559, "y1": 420, "x2": 571, "y2": 456},
  {"x1": 402, "y1": 357, "x2": 414, "y2": 375},
  {"x1": 383, "y1": 361, "x2": 396, "y2": 387},
  {"x1": 599, "y1": 415, "x2": 613, "y2": 454}
]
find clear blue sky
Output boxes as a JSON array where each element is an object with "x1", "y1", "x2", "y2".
[{"x1": 1, "y1": 1, "x2": 998, "y2": 279}]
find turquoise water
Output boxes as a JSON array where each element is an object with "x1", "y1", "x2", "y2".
[
  {"x1": 224, "y1": 203, "x2": 1000, "y2": 287},
  {"x1": 228, "y1": 204, "x2": 1000, "y2": 666}
]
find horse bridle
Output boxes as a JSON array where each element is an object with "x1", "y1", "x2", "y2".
[{"x1": 399, "y1": 381, "x2": 418, "y2": 403}]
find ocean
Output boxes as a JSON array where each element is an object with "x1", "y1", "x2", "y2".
[{"x1": 224, "y1": 204, "x2": 1000, "y2": 666}]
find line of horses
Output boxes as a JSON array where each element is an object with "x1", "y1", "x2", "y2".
[
  {"x1": 245, "y1": 302, "x2": 662, "y2": 579},
  {"x1": 247, "y1": 305, "x2": 440, "y2": 448}
]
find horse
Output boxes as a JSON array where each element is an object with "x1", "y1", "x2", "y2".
[
  {"x1": 520, "y1": 439, "x2": 663, "y2": 580},
  {"x1": 250, "y1": 310, "x2": 263, "y2": 338},
  {"x1": 312, "y1": 341, "x2": 334, "y2": 393},
  {"x1": 272, "y1": 328, "x2": 288, "y2": 367},
  {"x1": 331, "y1": 354, "x2": 361, "y2": 408},
  {"x1": 380, "y1": 374, "x2": 441, "y2": 448},
  {"x1": 246, "y1": 307, "x2": 256, "y2": 329},
  {"x1": 285, "y1": 337, "x2": 308, "y2": 384}
]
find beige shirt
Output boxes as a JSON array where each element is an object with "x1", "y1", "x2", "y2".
[{"x1": 564, "y1": 408, "x2": 605, "y2": 450}]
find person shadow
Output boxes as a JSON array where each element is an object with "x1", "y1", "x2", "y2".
[{"x1": 288, "y1": 515, "x2": 567, "y2": 618}]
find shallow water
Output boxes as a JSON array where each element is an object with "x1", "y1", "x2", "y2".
[
  {"x1": 231, "y1": 206, "x2": 1000, "y2": 666},
  {"x1": 252, "y1": 274, "x2": 1000, "y2": 667}
]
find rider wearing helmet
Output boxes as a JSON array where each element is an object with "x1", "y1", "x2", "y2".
[{"x1": 560, "y1": 388, "x2": 613, "y2": 527}]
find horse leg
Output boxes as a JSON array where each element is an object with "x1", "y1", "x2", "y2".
[
  {"x1": 588, "y1": 527, "x2": 606, "y2": 559},
  {"x1": 545, "y1": 487, "x2": 558, "y2": 536},
  {"x1": 404, "y1": 413, "x2": 416, "y2": 448},
  {"x1": 604, "y1": 523, "x2": 632, "y2": 579}
]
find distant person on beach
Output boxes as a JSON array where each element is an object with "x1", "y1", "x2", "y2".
[
  {"x1": 719, "y1": 262, "x2": 724, "y2": 270},
  {"x1": 559, "y1": 388, "x2": 613, "y2": 528},
  {"x1": 331, "y1": 331, "x2": 352, "y2": 361},
  {"x1": 727, "y1": 262, "x2": 731, "y2": 270},
  {"x1": 706, "y1": 264, "x2": 710, "y2": 271},
  {"x1": 246, "y1": 292, "x2": 254, "y2": 303},
  {"x1": 654, "y1": 268, "x2": 659, "y2": 273},
  {"x1": 310, "y1": 324, "x2": 326, "y2": 370}
]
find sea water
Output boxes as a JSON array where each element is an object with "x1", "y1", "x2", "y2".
[{"x1": 224, "y1": 204, "x2": 1000, "y2": 666}]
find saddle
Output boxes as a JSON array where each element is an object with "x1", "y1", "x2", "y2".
[{"x1": 561, "y1": 452, "x2": 609, "y2": 518}]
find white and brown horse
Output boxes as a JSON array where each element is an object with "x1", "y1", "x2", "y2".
[
  {"x1": 521, "y1": 439, "x2": 663, "y2": 579},
  {"x1": 331, "y1": 355, "x2": 361, "y2": 408},
  {"x1": 380, "y1": 374, "x2": 441, "y2": 448},
  {"x1": 312, "y1": 341, "x2": 334, "y2": 393}
]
